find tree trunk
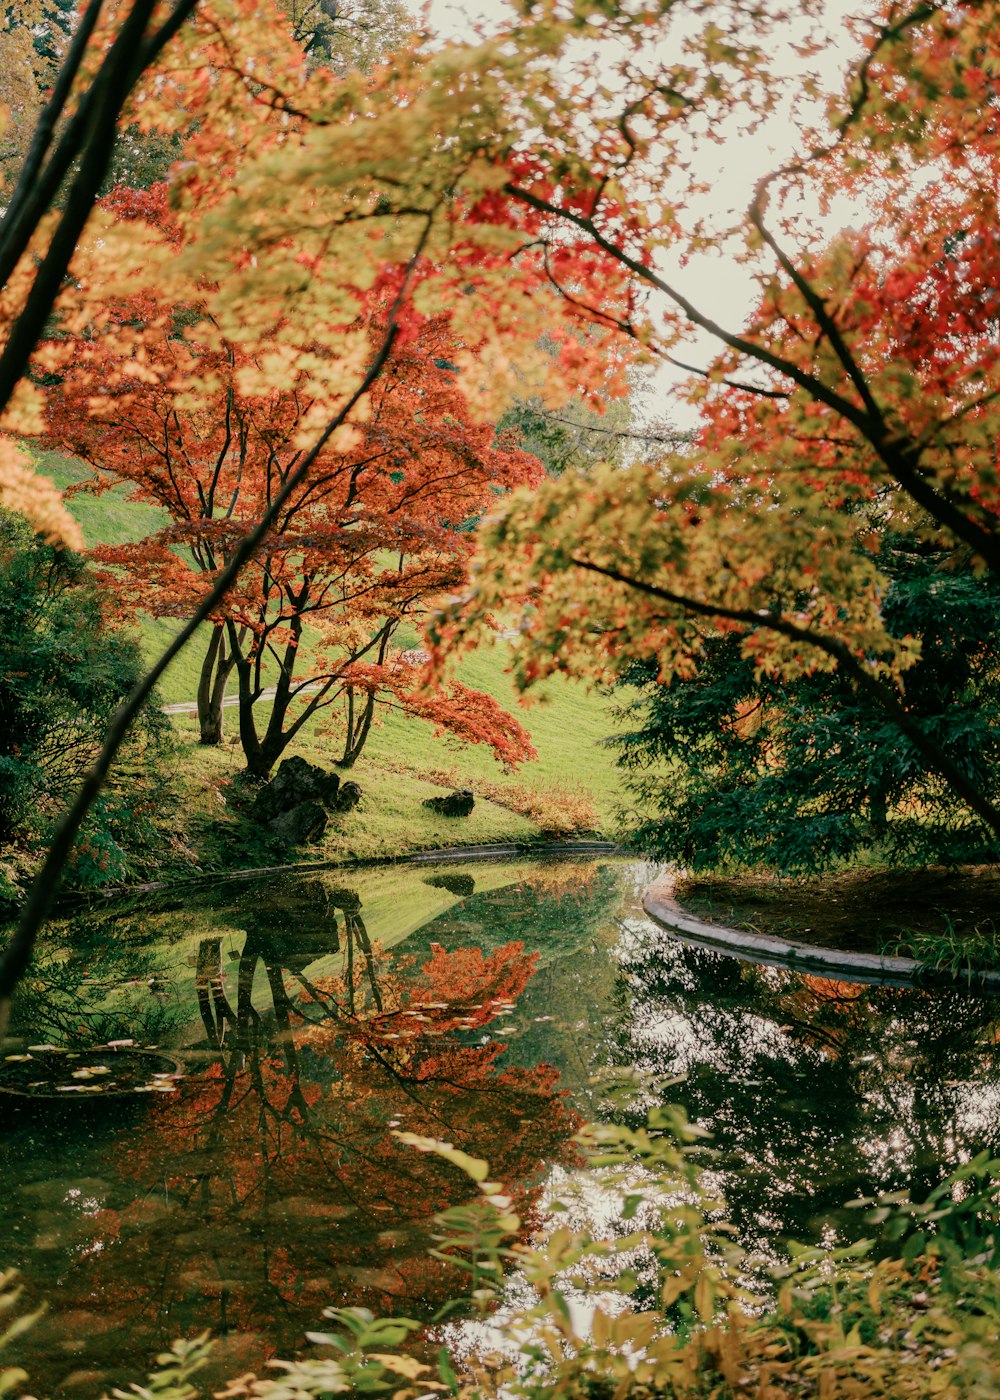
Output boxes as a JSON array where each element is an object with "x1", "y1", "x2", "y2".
[
  {"x1": 338, "y1": 621, "x2": 397, "y2": 767},
  {"x1": 228, "y1": 618, "x2": 295, "y2": 780},
  {"x1": 339, "y1": 684, "x2": 377, "y2": 767},
  {"x1": 197, "y1": 625, "x2": 239, "y2": 746}
]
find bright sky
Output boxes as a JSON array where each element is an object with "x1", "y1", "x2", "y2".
[{"x1": 415, "y1": 0, "x2": 870, "y2": 431}]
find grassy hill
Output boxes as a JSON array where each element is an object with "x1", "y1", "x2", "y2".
[{"x1": 33, "y1": 448, "x2": 629, "y2": 872}]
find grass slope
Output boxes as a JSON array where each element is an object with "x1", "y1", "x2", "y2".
[{"x1": 36, "y1": 448, "x2": 628, "y2": 871}]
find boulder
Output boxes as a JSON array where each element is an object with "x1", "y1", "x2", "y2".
[
  {"x1": 268, "y1": 801, "x2": 328, "y2": 845},
  {"x1": 333, "y1": 780, "x2": 362, "y2": 813},
  {"x1": 254, "y1": 756, "x2": 341, "y2": 820},
  {"x1": 422, "y1": 788, "x2": 475, "y2": 817}
]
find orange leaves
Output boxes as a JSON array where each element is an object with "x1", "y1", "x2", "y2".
[
  {"x1": 435, "y1": 453, "x2": 911, "y2": 701},
  {"x1": 31, "y1": 152, "x2": 548, "y2": 769},
  {"x1": 0, "y1": 439, "x2": 84, "y2": 550}
]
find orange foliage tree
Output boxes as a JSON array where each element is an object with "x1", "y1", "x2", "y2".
[
  {"x1": 4, "y1": 0, "x2": 625, "y2": 1002},
  {"x1": 207, "y1": 0, "x2": 989, "y2": 849},
  {"x1": 422, "y1": 1, "x2": 1000, "y2": 845},
  {"x1": 40, "y1": 188, "x2": 542, "y2": 774}
]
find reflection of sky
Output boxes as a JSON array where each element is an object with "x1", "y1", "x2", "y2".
[
  {"x1": 453, "y1": 875, "x2": 1000, "y2": 1364},
  {"x1": 608, "y1": 901, "x2": 1000, "y2": 1261},
  {"x1": 7, "y1": 857, "x2": 1000, "y2": 1384}
]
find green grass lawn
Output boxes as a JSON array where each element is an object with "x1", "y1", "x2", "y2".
[
  {"x1": 35, "y1": 450, "x2": 300, "y2": 706},
  {"x1": 38, "y1": 449, "x2": 167, "y2": 547},
  {"x1": 34, "y1": 446, "x2": 631, "y2": 871}
]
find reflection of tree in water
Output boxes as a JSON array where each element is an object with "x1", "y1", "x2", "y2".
[
  {"x1": 606, "y1": 923, "x2": 1000, "y2": 1257},
  {"x1": 409, "y1": 861, "x2": 623, "y2": 963},
  {"x1": 193, "y1": 887, "x2": 385, "y2": 1048},
  {"x1": 18, "y1": 884, "x2": 577, "y2": 1390},
  {"x1": 8, "y1": 906, "x2": 184, "y2": 1047}
]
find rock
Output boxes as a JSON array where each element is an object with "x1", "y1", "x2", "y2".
[
  {"x1": 422, "y1": 788, "x2": 475, "y2": 817},
  {"x1": 268, "y1": 801, "x2": 328, "y2": 845},
  {"x1": 333, "y1": 779, "x2": 362, "y2": 812},
  {"x1": 424, "y1": 872, "x2": 476, "y2": 896},
  {"x1": 255, "y1": 756, "x2": 340, "y2": 820}
]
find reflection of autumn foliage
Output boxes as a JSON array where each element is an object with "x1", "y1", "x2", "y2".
[
  {"x1": 52, "y1": 937, "x2": 576, "y2": 1383},
  {"x1": 515, "y1": 860, "x2": 607, "y2": 902},
  {"x1": 770, "y1": 975, "x2": 872, "y2": 1059},
  {"x1": 316, "y1": 940, "x2": 539, "y2": 1040}
]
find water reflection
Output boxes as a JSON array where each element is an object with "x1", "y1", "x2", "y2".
[
  {"x1": 608, "y1": 913, "x2": 1000, "y2": 1261},
  {"x1": 1, "y1": 864, "x2": 590, "y2": 1393},
  {"x1": 1, "y1": 858, "x2": 999, "y2": 1393}
]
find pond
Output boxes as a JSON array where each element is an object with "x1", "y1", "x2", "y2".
[{"x1": 2, "y1": 856, "x2": 999, "y2": 1395}]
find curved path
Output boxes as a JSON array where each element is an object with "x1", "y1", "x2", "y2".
[{"x1": 643, "y1": 871, "x2": 1000, "y2": 992}]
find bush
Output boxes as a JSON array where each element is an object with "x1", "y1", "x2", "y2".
[
  {"x1": 0, "y1": 510, "x2": 171, "y2": 891},
  {"x1": 4, "y1": 1113, "x2": 1000, "y2": 1399}
]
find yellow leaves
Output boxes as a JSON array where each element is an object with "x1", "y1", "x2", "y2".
[
  {"x1": 438, "y1": 454, "x2": 911, "y2": 700},
  {"x1": 393, "y1": 1130, "x2": 490, "y2": 1182},
  {"x1": 0, "y1": 377, "x2": 44, "y2": 437},
  {"x1": 365, "y1": 1354, "x2": 432, "y2": 1381},
  {"x1": 0, "y1": 440, "x2": 84, "y2": 551}
]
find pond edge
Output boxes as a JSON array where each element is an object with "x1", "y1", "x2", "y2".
[
  {"x1": 643, "y1": 872, "x2": 1000, "y2": 992},
  {"x1": 52, "y1": 839, "x2": 623, "y2": 910}
]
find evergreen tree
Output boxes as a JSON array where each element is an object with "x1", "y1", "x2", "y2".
[
  {"x1": 0, "y1": 512, "x2": 169, "y2": 887},
  {"x1": 612, "y1": 535, "x2": 1000, "y2": 873}
]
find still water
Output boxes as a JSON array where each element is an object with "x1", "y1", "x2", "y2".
[{"x1": 2, "y1": 857, "x2": 998, "y2": 1393}]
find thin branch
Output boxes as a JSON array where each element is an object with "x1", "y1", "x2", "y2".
[
  {"x1": 566, "y1": 553, "x2": 1000, "y2": 845},
  {"x1": 0, "y1": 219, "x2": 434, "y2": 1023},
  {"x1": 506, "y1": 182, "x2": 1000, "y2": 574},
  {"x1": 0, "y1": 0, "x2": 202, "y2": 412}
]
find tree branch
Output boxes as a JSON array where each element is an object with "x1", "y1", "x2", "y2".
[
  {"x1": 0, "y1": 219, "x2": 434, "y2": 1028},
  {"x1": 567, "y1": 554, "x2": 1000, "y2": 846},
  {"x1": 507, "y1": 183, "x2": 1000, "y2": 574}
]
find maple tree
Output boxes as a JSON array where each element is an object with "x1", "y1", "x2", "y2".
[
  {"x1": 41, "y1": 184, "x2": 542, "y2": 774},
  {"x1": 0, "y1": 0, "x2": 585, "y2": 1005},
  {"x1": 138, "y1": 0, "x2": 1000, "y2": 850},
  {"x1": 381, "y1": 1, "x2": 1000, "y2": 855}
]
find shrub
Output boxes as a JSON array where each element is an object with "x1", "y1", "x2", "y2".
[{"x1": 0, "y1": 510, "x2": 171, "y2": 891}]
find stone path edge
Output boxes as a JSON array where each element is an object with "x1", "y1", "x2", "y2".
[{"x1": 643, "y1": 871, "x2": 1000, "y2": 994}]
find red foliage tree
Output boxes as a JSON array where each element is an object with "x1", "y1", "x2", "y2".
[{"x1": 39, "y1": 185, "x2": 542, "y2": 775}]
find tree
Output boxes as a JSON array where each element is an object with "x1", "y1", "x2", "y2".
[
  {"x1": 0, "y1": 510, "x2": 169, "y2": 888},
  {"x1": 4, "y1": 0, "x2": 607, "y2": 1014},
  {"x1": 40, "y1": 185, "x2": 542, "y2": 774},
  {"x1": 613, "y1": 532, "x2": 1000, "y2": 873},
  {"x1": 351, "y1": 0, "x2": 1000, "y2": 857},
  {"x1": 276, "y1": 0, "x2": 412, "y2": 73},
  {"x1": 0, "y1": 0, "x2": 74, "y2": 196}
]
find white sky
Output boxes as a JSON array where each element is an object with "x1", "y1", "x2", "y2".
[{"x1": 415, "y1": 0, "x2": 870, "y2": 430}]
